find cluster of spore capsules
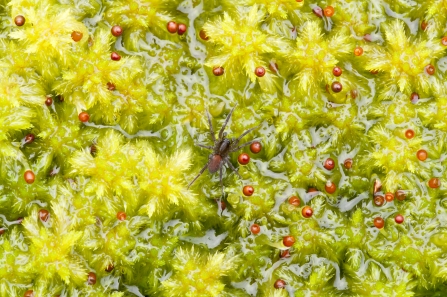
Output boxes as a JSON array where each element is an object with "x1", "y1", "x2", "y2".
[{"x1": 5, "y1": 0, "x2": 447, "y2": 295}]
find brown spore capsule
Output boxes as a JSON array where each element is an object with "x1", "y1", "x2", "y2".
[
  {"x1": 111, "y1": 25, "x2": 123, "y2": 37},
  {"x1": 14, "y1": 15, "x2": 25, "y2": 26}
]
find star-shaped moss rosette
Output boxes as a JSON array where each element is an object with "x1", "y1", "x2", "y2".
[
  {"x1": 103, "y1": 0, "x2": 181, "y2": 50},
  {"x1": 328, "y1": 0, "x2": 378, "y2": 38},
  {"x1": 21, "y1": 204, "x2": 86, "y2": 288},
  {"x1": 8, "y1": 0, "x2": 88, "y2": 66},
  {"x1": 136, "y1": 142, "x2": 206, "y2": 221},
  {"x1": 68, "y1": 130, "x2": 139, "y2": 202},
  {"x1": 79, "y1": 217, "x2": 138, "y2": 279},
  {"x1": 203, "y1": 5, "x2": 289, "y2": 92},
  {"x1": 426, "y1": 0, "x2": 447, "y2": 33},
  {"x1": 362, "y1": 20, "x2": 446, "y2": 98},
  {"x1": 161, "y1": 247, "x2": 237, "y2": 297},
  {"x1": 361, "y1": 123, "x2": 434, "y2": 191},
  {"x1": 54, "y1": 28, "x2": 146, "y2": 124},
  {"x1": 272, "y1": 255, "x2": 341, "y2": 297},
  {"x1": 0, "y1": 227, "x2": 33, "y2": 292},
  {"x1": 24, "y1": 105, "x2": 97, "y2": 175},
  {"x1": 344, "y1": 249, "x2": 416, "y2": 296},
  {"x1": 281, "y1": 20, "x2": 353, "y2": 94}
]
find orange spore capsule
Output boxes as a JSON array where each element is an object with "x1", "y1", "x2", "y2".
[
  {"x1": 429, "y1": 178, "x2": 441, "y2": 189},
  {"x1": 117, "y1": 211, "x2": 126, "y2": 221},
  {"x1": 79, "y1": 112, "x2": 90, "y2": 122},
  {"x1": 24, "y1": 170, "x2": 35, "y2": 184},
  {"x1": 374, "y1": 217, "x2": 384, "y2": 229},
  {"x1": 325, "y1": 181, "x2": 336, "y2": 194},
  {"x1": 405, "y1": 129, "x2": 414, "y2": 139},
  {"x1": 243, "y1": 185, "x2": 254, "y2": 196},
  {"x1": 71, "y1": 31, "x2": 83, "y2": 42},
  {"x1": 323, "y1": 6, "x2": 334, "y2": 17},
  {"x1": 354, "y1": 47, "x2": 363, "y2": 56},
  {"x1": 24, "y1": 290, "x2": 34, "y2": 297},
  {"x1": 250, "y1": 224, "x2": 260, "y2": 234},
  {"x1": 105, "y1": 263, "x2": 114, "y2": 272},
  {"x1": 417, "y1": 149, "x2": 427, "y2": 161},
  {"x1": 283, "y1": 235, "x2": 295, "y2": 247},
  {"x1": 385, "y1": 192, "x2": 394, "y2": 202},
  {"x1": 426, "y1": 64, "x2": 435, "y2": 75},
  {"x1": 288, "y1": 196, "x2": 300, "y2": 207}
]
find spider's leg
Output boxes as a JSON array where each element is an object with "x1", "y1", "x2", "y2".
[
  {"x1": 234, "y1": 124, "x2": 262, "y2": 144},
  {"x1": 206, "y1": 110, "x2": 216, "y2": 142},
  {"x1": 195, "y1": 143, "x2": 213, "y2": 150},
  {"x1": 219, "y1": 165, "x2": 224, "y2": 197},
  {"x1": 218, "y1": 105, "x2": 237, "y2": 139},
  {"x1": 187, "y1": 162, "x2": 209, "y2": 189},
  {"x1": 225, "y1": 158, "x2": 242, "y2": 179},
  {"x1": 230, "y1": 139, "x2": 261, "y2": 152}
]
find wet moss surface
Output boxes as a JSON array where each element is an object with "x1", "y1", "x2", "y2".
[{"x1": 1, "y1": 0, "x2": 447, "y2": 296}]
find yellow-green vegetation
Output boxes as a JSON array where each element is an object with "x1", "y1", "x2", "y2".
[{"x1": 1, "y1": 0, "x2": 447, "y2": 296}]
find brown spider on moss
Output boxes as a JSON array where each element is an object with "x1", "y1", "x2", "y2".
[{"x1": 188, "y1": 106, "x2": 260, "y2": 194}]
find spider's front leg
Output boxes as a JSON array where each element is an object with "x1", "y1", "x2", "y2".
[{"x1": 224, "y1": 158, "x2": 242, "y2": 179}]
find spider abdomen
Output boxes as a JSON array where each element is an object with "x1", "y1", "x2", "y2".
[{"x1": 209, "y1": 155, "x2": 222, "y2": 173}]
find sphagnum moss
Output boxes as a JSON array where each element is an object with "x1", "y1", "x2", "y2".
[{"x1": 1, "y1": 0, "x2": 447, "y2": 296}]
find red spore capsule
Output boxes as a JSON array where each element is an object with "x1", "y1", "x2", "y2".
[
  {"x1": 331, "y1": 82, "x2": 342, "y2": 93},
  {"x1": 395, "y1": 190, "x2": 406, "y2": 201},
  {"x1": 111, "y1": 52, "x2": 121, "y2": 61},
  {"x1": 250, "y1": 224, "x2": 260, "y2": 234},
  {"x1": 255, "y1": 66, "x2": 266, "y2": 77},
  {"x1": 177, "y1": 23, "x2": 187, "y2": 35},
  {"x1": 354, "y1": 47, "x2": 363, "y2": 56},
  {"x1": 332, "y1": 66, "x2": 342, "y2": 77},
  {"x1": 344, "y1": 158, "x2": 353, "y2": 169},
  {"x1": 39, "y1": 209, "x2": 50, "y2": 222},
  {"x1": 395, "y1": 214, "x2": 404, "y2": 224},
  {"x1": 45, "y1": 96, "x2": 53, "y2": 106},
  {"x1": 167, "y1": 21, "x2": 177, "y2": 34},
  {"x1": 302, "y1": 206, "x2": 313, "y2": 218},
  {"x1": 111, "y1": 25, "x2": 123, "y2": 37},
  {"x1": 405, "y1": 129, "x2": 414, "y2": 139},
  {"x1": 24, "y1": 290, "x2": 34, "y2": 297},
  {"x1": 105, "y1": 263, "x2": 114, "y2": 272},
  {"x1": 238, "y1": 153, "x2": 250, "y2": 165},
  {"x1": 25, "y1": 133, "x2": 35, "y2": 144},
  {"x1": 199, "y1": 29, "x2": 209, "y2": 40},
  {"x1": 324, "y1": 158, "x2": 335, "y2": 170},
  {"x1": 385, "y1": 192, "x2": 394, "y2": 202},
  {"x1": 274, "y1": 279, "x2": 286, "y2": 289},
  {"x1": 250, "y1": 142, "x2": 262, "y2": 154},
  {"x1": 426, "y1": 64, "x2": 435, "y2": 75},
  {"x1": 213, "y1": 66, "x2": 224, "y2": 76},
  {"x1": 374, "y1": 195, "x2": 384, "y2": 207},
  {"x1": 410, "y1": 92, "x2": 419, "y2": 104}
]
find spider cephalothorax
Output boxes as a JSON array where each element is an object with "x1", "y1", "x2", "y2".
[{"x1": 188, "y1": 106, "x2": 260, "y2": 194}]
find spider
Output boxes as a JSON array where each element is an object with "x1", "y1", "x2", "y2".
[{"x1": 188, "y1": 106, "x2": 260, "y2": 194}]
